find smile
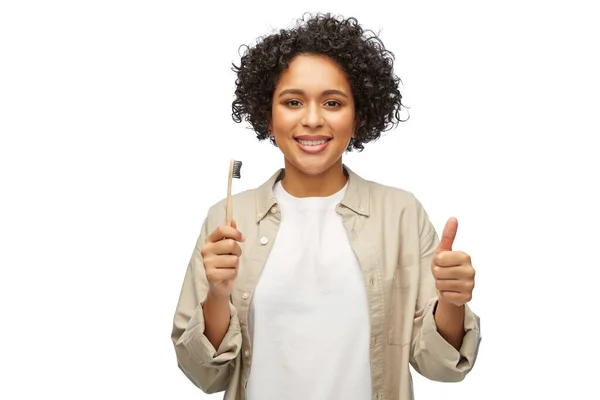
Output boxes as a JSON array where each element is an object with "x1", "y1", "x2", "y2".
[
  {"x1": 294, "y1": 138, "x2": 332, "y2": 153},
  {"x1": 296, "y1": 139, "x2": 329, "y2": 146}
]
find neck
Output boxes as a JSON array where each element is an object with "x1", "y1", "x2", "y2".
[{"x1": 281, "y1": 159, "x2": 347, "y2": 198}]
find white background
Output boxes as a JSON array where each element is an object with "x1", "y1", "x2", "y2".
[{"x1": 1, "y1": 0, "x2": 599, "y2": 399}]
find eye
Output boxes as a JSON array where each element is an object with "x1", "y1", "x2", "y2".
[
  {"x1": 286, "y1": 100, "x2": 302, "y2": 107},
  {"x1": 324, "y1": 100, "x2": 341, "y2": 107}
]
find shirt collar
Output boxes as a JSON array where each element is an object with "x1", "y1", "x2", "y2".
[{"x1": 254, "y1": 164, "x2": 370, "y2": 223}]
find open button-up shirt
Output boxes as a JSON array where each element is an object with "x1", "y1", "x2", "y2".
[{"x1": 171, "y1": 165, "x2": 481, "y2": 400}]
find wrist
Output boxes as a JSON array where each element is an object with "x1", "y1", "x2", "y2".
[
  {"x1": 434, "y1": 299, "x2": 466, "y2": 349},
  {"x1": 435, "y1": 299, "x2": 465, "y2": 317},
  {"x1": 206, "y1": 289, "x2": 231, "y2": 305}
]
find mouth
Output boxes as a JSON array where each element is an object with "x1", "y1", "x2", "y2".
[{"x1": 293, "y1": 137, "x2": 332, "y2": 154}]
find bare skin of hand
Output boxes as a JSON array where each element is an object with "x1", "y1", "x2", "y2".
[
  {"x1": 431, "y1": 217, "x2": 476, "y2": 350},
  {"x1": 200, "y1": 219, "x2": 245, "y2": 349}
]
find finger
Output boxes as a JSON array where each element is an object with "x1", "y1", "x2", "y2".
[
  {"x1": 438, "y1": 291, "x2": 472, "y2": 305},
  {"x1": 206, "y1": 224, "x2": 245, "y2": 243},
  {"x1": 200, "y1": 240, "x2": 241, "y2": 258},
  {"x1": 432, "y1": 265, "x2": 475, "y2": 280},
  {"x1": 206, "y1": 266, "x2": 238, "y2": 282},
  {"x1": 435, "y1": 278, "x2": 474, "y2": 293},
  {"x1": 436, "y1": 217, "x2": 458, "y2": 253},
  {"x1": 204, "y1": 254, "x2": 239, "y2": 270},
  {"x1": 209, "y1": 239, "x2": 242, "y2": 256},
  {"x1": 433, "y1": 250, "x2": 470, "y2": 267}
]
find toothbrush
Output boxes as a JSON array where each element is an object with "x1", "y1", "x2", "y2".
[{"x1": 226, "y1": 159, "x2": 242, "y2": 227}]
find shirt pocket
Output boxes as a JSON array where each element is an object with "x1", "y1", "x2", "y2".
[{"x1": 387, "y1": 258, "x2": 414, "y2": 346}]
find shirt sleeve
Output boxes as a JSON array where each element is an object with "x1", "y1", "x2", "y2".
[
  {"x1": 408, "y1": 196, "x2": 482, "y2": 382},
  {"x1": 171, "y1": 213, "x2": 242, "y2": 393}
]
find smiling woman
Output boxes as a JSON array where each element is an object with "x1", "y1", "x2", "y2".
[{"x1": 171, "y1": 12, "x2": 482, "y2": 400}]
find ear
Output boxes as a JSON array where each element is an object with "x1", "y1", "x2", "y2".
[{"x1": 352, "y1": 117, "x2": 360, "y2": 137}]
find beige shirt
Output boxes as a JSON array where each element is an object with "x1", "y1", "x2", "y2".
[{"x1": 171, "y1": 165, "x2": 482, "y2": 400}]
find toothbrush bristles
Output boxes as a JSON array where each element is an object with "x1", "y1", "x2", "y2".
[{"x1": 232, "y1": 160, "x2": 242, "y2": 179}]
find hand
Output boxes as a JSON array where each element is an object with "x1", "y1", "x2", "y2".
[
  {"x1": 200, "y1": 219, "x2": 245, "y2": 299},
  {"x1": 431, "y1": 217, "x2": 475, "y2": 307}
]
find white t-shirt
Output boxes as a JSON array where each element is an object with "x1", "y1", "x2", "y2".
[{"x1": 246, "y1": 180, "x2": 372, "y2": 400}]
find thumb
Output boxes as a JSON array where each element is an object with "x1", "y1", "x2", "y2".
[
  {"x1": 229, "y1": 218, "x2": 245, "y2": 242},
  {"x1": 436, "y1": 217, "x2": 458, "y2": 253}
]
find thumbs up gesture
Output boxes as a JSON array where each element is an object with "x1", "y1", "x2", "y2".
[{"x1": 431, "y1": 217, "x2": 476, "y2": 307}]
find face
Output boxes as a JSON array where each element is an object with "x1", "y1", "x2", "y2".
[{"x1": 269, "y1": 54, "x2": 355, "y2": 176}]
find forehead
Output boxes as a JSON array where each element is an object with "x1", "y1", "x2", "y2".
[{"x1": 275, "y1": 54, "x2": 351, "y2": 92}]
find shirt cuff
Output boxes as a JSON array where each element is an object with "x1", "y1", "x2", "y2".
[
  {"x1": 421, "y1": 299, "x2": 481, "y2": 371},
  {"x1": 179, "y1": 300, "x2": 242, "y2": 367}
]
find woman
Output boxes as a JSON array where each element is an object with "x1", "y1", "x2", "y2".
[{"x1": 171, "y1": 12, "x2": 481, "y2": 400}]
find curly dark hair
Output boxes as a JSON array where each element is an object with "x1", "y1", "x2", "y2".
[{"x1": 231, "y1": 12, "x2": 408, "y2": 152}]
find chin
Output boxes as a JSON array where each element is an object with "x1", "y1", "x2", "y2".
[{"x1": 287, "y1": 156, "x2": 341, "y2": 176}]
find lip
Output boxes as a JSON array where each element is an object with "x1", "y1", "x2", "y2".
[
  {"x1": 294, "y1": 137, "x2": 331, "y2": 154},
  {"x1": 294, "y1": 135, "x2": 332, "y2": 141}
]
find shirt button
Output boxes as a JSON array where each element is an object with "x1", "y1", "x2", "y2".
[
  {"x1": 260, "y1": 237, "x2": 268, "y2": 245},
  {"x1": 244, "y1": 350, "x2": 250, "y2": 357},
  {"x1": 242, "y1": 292, "x2": 249, "y2": 300},
  {"x1": 270, "y1": 205, "x2": 278, "y2": 214}
]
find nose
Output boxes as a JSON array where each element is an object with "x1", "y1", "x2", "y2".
[{"x1": 301, "y1": 102, "x2": 324, "y2": 129}]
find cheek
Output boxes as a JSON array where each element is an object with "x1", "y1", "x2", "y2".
[
  {"x1": 328, "y1": 111, "x2": 355, "y2": 136},
  {"x1": 271, "y1": 106, "x2": 298, "y2": 131}
]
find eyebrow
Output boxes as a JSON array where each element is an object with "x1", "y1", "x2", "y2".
[{"x1": 278, "y1": 89, "x2": 349, "y2": 99}]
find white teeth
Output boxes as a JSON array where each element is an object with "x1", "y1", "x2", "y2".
[{"x1": 298, "y1": 139, "x2": 328, "y2": 146}]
